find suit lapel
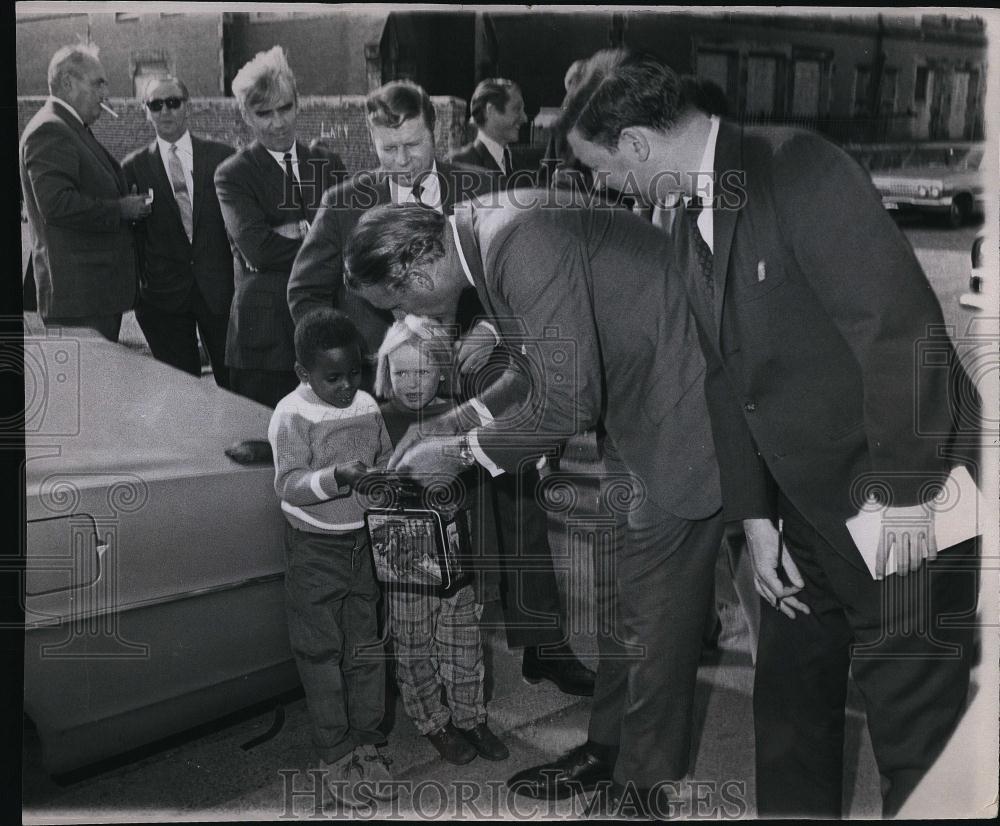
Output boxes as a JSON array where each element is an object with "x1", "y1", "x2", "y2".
[
  {"x1": 474, "y1": 140, "x2": 502, "y2": 173},
  {"x1": 250, "y1": 141, "x2": 288, "y2": 211},
  {"x1": 452, "y1": 202, "x2": 499, "y2": 320},
  {"x1": 53, "y1": 103, "x2": 124, "y2": 192},
  {"x1": 190, "y1": 135, "x2": 208, "y2": 232},
  {"x1": 711, "y1": 120, "x2": 742, "y2": 336}
]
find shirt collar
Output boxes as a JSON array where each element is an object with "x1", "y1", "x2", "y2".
[
  {"x1": 448, "y1": 213, "x2": 476, "y2": 288},
  {"x1": 692, "y1": 115, "x2": 721, "y2": 203},
  {"x1": 266, "y1": 142, "x2": 299, "y2": 169},
  {"x1": 476, "y1": 131, "x2": 507, "y2": 171},
  {"x1": 156, "y1": 130, "x2": 193, "y2": 161},
  {"x1": 390, "y1": 161, "x2": 442, "y2": 210},
  {"x1": 49, "y1": 96, "x2": 84, "y2": 125}
]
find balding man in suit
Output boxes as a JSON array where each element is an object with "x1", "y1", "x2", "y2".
[{"x1": 20, "y1": 44, "x2": 151, "y2": 341}]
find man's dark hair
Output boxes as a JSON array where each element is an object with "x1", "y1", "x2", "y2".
[
  {"x1": 344, "y1": 204, "x2": 447, "y2": 291},
  {"x1": 469, "y1": 78, "x2": 518, "y2": 127},
  {"x1": 294, "y1": 307, "x2": 365, "y2": 369},
  {"x1": 556, "y1": 49, "x2": 690, "y2": 149},
  {"x1": 366, "y1": 80, "x2": 436, "y2": 133}
]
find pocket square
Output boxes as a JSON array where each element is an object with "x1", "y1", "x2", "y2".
[{"x1": 757, "y1": 260, "x2": 767, "y2": 282}]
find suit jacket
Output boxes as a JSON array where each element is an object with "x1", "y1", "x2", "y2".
[
  {"x1": 685, "y1": 120, "x2": 978, "y2": 557},
  {"x1": 122, "y1": 135, "x2": 236, "y2": 314},
  {"x1": 449, "y1": 139, "x2": 539, "y2": 190},
  {"x1": 288, "y1": 160, "x2": 497, "y2": 357},
  {"x1": 19, "y1": 99, "x2": 136, "y2": 319},
  {"x1": 452, "y1": 190, "x2": 721, "y2": 521},
  {"x1": 214, "y1": 140, "x2": 346, "y2": 371},
  {"x1": 449, "y1": 139, "x2": 503, "y2": 174}
]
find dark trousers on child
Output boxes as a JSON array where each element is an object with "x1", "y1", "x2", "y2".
[{"x1": 283, "y1": 524, "x2": 386, "y2": 764}]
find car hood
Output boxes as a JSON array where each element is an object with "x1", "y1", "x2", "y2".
[{"x1": 25, "y1": 330, "x2": 276, "y2": 490}]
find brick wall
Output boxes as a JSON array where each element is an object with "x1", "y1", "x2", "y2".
[{"x1": 17, "y1": 96, "x2": 468, "y2": 174}]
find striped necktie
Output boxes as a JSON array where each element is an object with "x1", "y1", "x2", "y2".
[{"x1": 167, "y1": 144, "x2": 193, "y2": 241}]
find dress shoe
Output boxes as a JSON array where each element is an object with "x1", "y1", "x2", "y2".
[
  {"x1": 459, "y1": 722, "x2": 509, "y2": 761},
  {"x1": 507, "y1": 741, "x2": 614, "y2": 800},
  {"x1": 425, "y1": 722, "x2": 477, "y2": 765},
  {"x1": 586, "y1": 781, "x2": 654, "y2": 820},
  {"x1": 522, "y1": 644, "x2": 596, "y2": 696}
]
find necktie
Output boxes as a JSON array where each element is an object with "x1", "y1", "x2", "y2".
[
  {"x1": 502, "y1": 147, "x2": 513, "y2": 176},
  {"x1": 411, "y1": 181, "x2": 425, "y2": 206},
  {"x1": 167, "y1": 144, "x2": 193, "y2": 241},
  {"x1": 685, "y1": 197, "x2": 714, "y2": 302},
  {"x1": 283, "y1": 152, "x2": 306, "y2": 217}
]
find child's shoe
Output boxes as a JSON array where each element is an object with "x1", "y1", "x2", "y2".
[
  {"x1": 459, "y1": 722, "x2": 510, "y2": 761},
  {"x1": 357, "y1": 743, "x2": 398, "y2": 800}
]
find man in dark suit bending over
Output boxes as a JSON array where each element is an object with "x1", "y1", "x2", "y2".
[
  {"x1": 344, "y1": 197, "x2": 724, "y2": 815},
  {"x1": 562, "y1": 49, "x2": 981, "y2": 818},
  {"x1": 288, "y1": 79, "x2": 596, "y2": 701},
  {"x1": 123, "y1": 76, "x2": 235, "y2": 386}
]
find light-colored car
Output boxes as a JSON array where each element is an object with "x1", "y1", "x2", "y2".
[
  {"x1": 22, "y1": 328, "x2": 296, "y2": 775},
  {"x1": 866, "y1": 143, "x2": 985, "y2": 228}
]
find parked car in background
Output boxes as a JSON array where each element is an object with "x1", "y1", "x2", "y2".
[
  {"x1": 23, "y1": 329, "x2": 296, "y2": 775},
  {"x1": 848, "y1": 142, "x2": 985, "y2": 228}
]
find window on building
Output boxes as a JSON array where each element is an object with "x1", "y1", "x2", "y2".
[
  {"x1": 854, "y1": 67, "x2": 871, "y2": 115},
  {"x1": 746, "y1": 55, "x2": 779, "y2": 116},
  {"x1": 914, "y1": 65, "x2": 930, "y2": 103},
  {"x1": 880, "y1": 68, "x2": 898, "y2": 113},
  {"x1": 791, "y1": 60, "x2": 822, "y2": 116},
  {"x1": 115, "y1": 12, "x2": 139, "y2": 23}
]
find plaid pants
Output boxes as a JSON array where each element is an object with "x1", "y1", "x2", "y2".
[{"x1": 388, "y1": 583, "x2": 486, "y2": 734}]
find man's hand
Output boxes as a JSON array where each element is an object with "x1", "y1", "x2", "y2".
[
  {"x1": 455, "y1": 321, "x2": 499, "y2": 380},
  {"x1": 274, "y1": 220, "x2": 308, "y2": 240},
  {"x1": 391, "y1": 436, "x2": 467, "y2": 478},
  {"x1": 387, "y1": 416, "x2": 462, "y2": 469},
  {"x1": 120, "y1": 184, "x2": 152, "y2": 222},
  {"x1": 333, "y1": 461, "x2": 373, "y2": 489},
  {"x1": 743, "y1": 517, "x2": 811, "y2": 619},
  {"x1": 874, "y1": 504, "x2": 937, "y2": 579}
]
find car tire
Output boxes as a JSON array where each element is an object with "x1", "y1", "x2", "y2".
[{"x1": 946, "y1": 196, "x2": 970, "y2": 229}]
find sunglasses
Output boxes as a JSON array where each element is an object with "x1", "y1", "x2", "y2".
[{"x1": 146, "y1": 97, "x2": 186, "y2": 112}]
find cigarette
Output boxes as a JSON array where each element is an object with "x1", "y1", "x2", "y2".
[{"x1": 100, "y1": 102, "x2": 119, "y2": 118}]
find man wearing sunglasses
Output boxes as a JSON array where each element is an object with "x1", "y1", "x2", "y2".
[{"x1": 123, "y1": 77, "x2": 236, "y2": 387}]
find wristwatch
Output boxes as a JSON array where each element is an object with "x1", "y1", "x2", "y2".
[{"x1": 456, "y1": 433, "x2": 477, "y2": 467}]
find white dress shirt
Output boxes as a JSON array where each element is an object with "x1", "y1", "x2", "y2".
[
  {"x1": 389, "y1": 161, "x2": 443, "y2": 213},
  {"x1": 156, "y1": 130, "x2": 194, "y2": 205},
  {"x1": 651, "y1": 114, "x2": 720, "y2": 251},
  {"x1": 267, "y1": 142, "x2": 301, "y2": 181}
]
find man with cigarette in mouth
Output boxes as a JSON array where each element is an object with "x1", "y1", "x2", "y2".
[{"x1": 19, "y1": 43, "x2": 150, "y2": 342}]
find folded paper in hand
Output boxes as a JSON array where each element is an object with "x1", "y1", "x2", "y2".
[{"x1": 845, "y1": 465, "x2": 983, "y2": 579}]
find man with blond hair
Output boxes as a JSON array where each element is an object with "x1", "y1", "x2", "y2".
[
  {"x1": 215, "y1": 46, "x2": 346, "y2": 407},
  {"x1": 20, "y1": 43, "x2": 150, "y2": 341}
]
